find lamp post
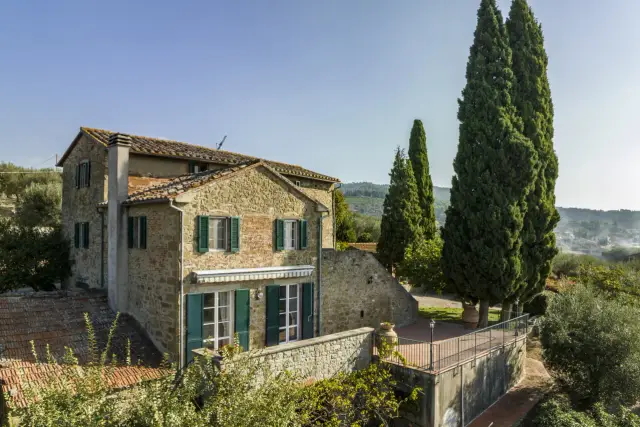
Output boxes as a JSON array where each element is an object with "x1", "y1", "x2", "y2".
[{"x1": 429, "y1": 319, "x2": 435, "y2": 371}]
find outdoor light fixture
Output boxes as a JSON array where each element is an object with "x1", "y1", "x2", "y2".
[
  {"x1": 429, "y1": 319, "x2": 436, "y2": 371},
  {"x1": 256, "y1": 291, "x2": 264, "y2": 300}
]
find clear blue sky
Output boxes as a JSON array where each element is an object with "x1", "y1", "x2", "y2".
[{"x1": 1, "y1": 0, "x2": 638, "y2": 211}]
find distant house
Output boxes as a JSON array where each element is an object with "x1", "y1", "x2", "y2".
[{"x1": 53, "y1": 127, "x2": 417, "y2": 368}]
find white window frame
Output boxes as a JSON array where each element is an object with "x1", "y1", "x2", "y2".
[
  {"x1": 202, "y1": 291, "x2": 234, "y2": 350},
  {"x1": 278, "y1": 284, "x2": 300, "y2": 344},
  {"x1": 283, "y1": 220, "x2": 298, "y2": 250},
  {"x1": 209, "y1": 217, "x2": 229, "y2": 251}
]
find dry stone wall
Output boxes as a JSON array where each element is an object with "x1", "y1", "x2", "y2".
[{"x1": 321, "y1": 249, "x2": 418, "y2": 335}]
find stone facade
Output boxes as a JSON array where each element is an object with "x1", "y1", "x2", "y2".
[
  {"x1": 127, "y1": 203, "x2": 181, "y2": 355},
  {"x1": 321, "y1": 249, "x2": 418, "y2": 334},
  {"x1": 60, "y1": 134, "x2": 108, "y2": 289},
  {"x1": 194, "y1": 327, "x2": 374, "y2": 381}
]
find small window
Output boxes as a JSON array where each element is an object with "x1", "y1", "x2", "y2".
[
  {"x1": 74, "y1": 222, "x2": 89, "y2": 249},
  {"x1": 203, "y1": 291, "x2": 234, "y2": 350},
  {"x1": 295, "y1": 180, "x2": 301, "y2": 187},
  {"x1": 76, "y1": 160, "x2": 91, "y2": 188},
  {"x1": 209, "y1": 217, "x2": 229, "y2": 251},
  {"x1": 189, "y1": 161, "x2": 208, "y2": 174},
  {"x1": 128, "y1": 216, "x2": 147, "y2": 249},
  {"x1": 284, "y1": 220, "x2": 298, "y2": 250}
]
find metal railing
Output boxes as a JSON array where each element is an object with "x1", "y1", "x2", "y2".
[{"x1": 375, "y1": 313, "x2": 529, "y2": 373}]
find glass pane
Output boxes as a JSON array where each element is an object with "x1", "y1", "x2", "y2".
[
  {"x1": 279, "y1": 313, "x2": 286, "y2": 328},
  {"x1": 289, "y1": 285, "x2": 297, "y2": 298},
  {"x1": 279, "y1": 330, "x2": 286, "y2": 343},
  {"x1": 289, "y1": 326, "x2": 297, "y2": 341},
  {"x1": 218, "y1": 322, "x2": 229, "y2": 338},
  {"x1": 203, "y1": 324, "x2": 216, "y2": 341},
  {"x1": 279, "y1": 299, "x2": 286, "y2": 313},
  {"x1": 218, "y1": 292, "x2": 229, "y2": 307},
  {"x1": 279, "y1": 286, "x2": 287, "y2": 298},
  {"x1": 218, "y1": 337, "x2": 230, "y2": 348},
  {"x1": 218, "y1": 307, "x2": 229, "y2": 322},
  {"x1": 204, "y1": 340, "x2": 216, "y2": 349},
  {"x1": 289, "y1": 298, "x2": 297, "y2": 312},
  {"x1": 289, "y1": 312, "x2": 297, "y2": 326},
  {"x1": 203, "y1": 293, "x2": 216, "y2": 308},
  {"x1": 203, "y1": 308, "x2": 215, "y2": 323},
  {"x1": 217, "y1": 220, "x2": 226, "y2": 249}
]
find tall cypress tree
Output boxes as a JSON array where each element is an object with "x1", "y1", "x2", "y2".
[
  {"x1": 377, "y1": 147, "x2": 423, "y2": 273},
  {"x1": 507, "y1": 0, "x2": 560, "y2": 312},
  {"x1": 408, "y1": 119, "x2": 437, "y2": 240},
  {"x1": 441, "y1": 0, "x2": 537, "y2": 327}
]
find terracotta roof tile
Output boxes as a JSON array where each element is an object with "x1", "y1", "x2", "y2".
[
  {"x1": 79, "y1": 127, "x2": 339, "y2": 183},
  {"x1": 0, "y1": 291, "x2": 169, "y2": 409}
]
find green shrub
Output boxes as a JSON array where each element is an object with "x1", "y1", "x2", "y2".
[
  {"x1": 540, "y1": 284, "x2": 640, "y2": 408},
  {"x1": 523, "y1": 290, "x2": 552, "y2": 316},
  {"x1": 524, "y1": 393, "x2": 640, "y2": 427},
  {"x1": 14, "y1": 182, "x2": 61, "y2": 228},
  {"x1": 0, "y1": 220, "x2": 72, "y2": 292},
  {"x1": 400, "y1": 237, "x2": 447, "y2": 293},
  {"x1": 551, "y1": 252, "x2": 603, "y2": 278}
]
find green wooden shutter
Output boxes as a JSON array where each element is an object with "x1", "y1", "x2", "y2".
[
  {"x1": 75, "y1": 165, "x2": 80, "y2": 188},
  {"x1": 186, "y1": 293, "x2": 204, "y2": 364},
  {"x1": 275, "y1": 219, "x2": 284, "y2": 251},
  {"x1": 86, "y1": 161, "x2": 91, "y2": 187},
  {"x1": 230, "y1": 217, "x2": 240, "y2": 253},
  {"x1": 265, "y1": 285, "x2": 280, "y2": 346},
  {"x1": 234, "y1": 289, "x2": 250, "y2": 351},
  {"x1": 139, "y1": 216, "x2": 147, "y2": 249},
  {"x1": 128, "y1": 217, "x2": 134, "y2": 248},
  {"x1": 74, "y1": 223, "x2": 80, "y2": 248},
  {"x1": 302, "y1": 283, "x2": 314, "y2": 339},
  {"x1": 83, "y1": 223, "x2": 89, "y2": 248},
  {"x1": 299, "y1": 220, "x2": 308, "y2": 249},
  {"x1": 197, "y1": 216, "x2": 209, "y2": 253},
  {"x1": 188, "y1": 161, "x2": 196, "y2": 173}
]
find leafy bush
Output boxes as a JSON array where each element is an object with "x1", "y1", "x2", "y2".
[
  {"x1": 540, "y1": 284, "x2": 640, "y2": 408},
  {"x1": 400, "y1": 237, "x2": 447, "y2": 293},
  {"x1": 523, "y1": 290, "x2": 552, "y2": 316},
  {"x1": 14, "y1": 182, "x2": 62, "y2": 228},
  {"x1": 524, "y1": 393, "x2": 640, "y2": 427},
  {"x1": 0, "y1": 220, "x2": 72, "y2": 292},
  {"x1": 551, "y1": 252, "x2": 603, "y2": 278},
  {"x1": 577, "y1": 263, "x2": 640, "y2": 296},
  {"x1": 15, "y1": 316, "x2": 415, "y2": 426}
]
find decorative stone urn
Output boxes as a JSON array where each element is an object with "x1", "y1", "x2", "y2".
[
  {"x1": 376, "y1": 322, "x2": 398, "y2": 356},
  {"x1": 462, "y1": 303, "x2": 479, "y2": 329}
]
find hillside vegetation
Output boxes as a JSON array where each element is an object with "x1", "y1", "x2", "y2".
[{"x1": 343, "y1": 182, "x2": 640, "y2": 256}]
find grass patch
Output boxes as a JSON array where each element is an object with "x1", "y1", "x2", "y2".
[{"x1": 418, "y1": 307, "x2": 502, "y2": 324}]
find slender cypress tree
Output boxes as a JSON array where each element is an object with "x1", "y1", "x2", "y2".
[
  {"x1": 335, "y1": 189, "x2": 357, "y2": 243},
  {"x1": 377, "y1": 147, "x2": 423, "y2": 273},
  {"x1": 506, "y1": 0, "x2": 560, "y2": 314},
  {"x1": 441, "y1": 0, "x2": 537, "y2": 327},
  {"x1": 408, "y1": 119, "x2": 437, "y2": 240}
]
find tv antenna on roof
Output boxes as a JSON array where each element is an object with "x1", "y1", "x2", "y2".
[{"x1": 216, "y1": 135, "x2": 227, "y2": 150}]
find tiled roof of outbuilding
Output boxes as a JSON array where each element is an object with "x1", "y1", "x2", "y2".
[
  {"x1": 0, "y1": 290, "x2": 170, "y2": 408},
  {"x1": 57, "y1": 127, "x2": 340, "y2": 183}
]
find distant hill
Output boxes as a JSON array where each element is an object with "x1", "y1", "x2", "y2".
[{"x1": 341, "y1": 182, "x2": 640, "y2": 256}]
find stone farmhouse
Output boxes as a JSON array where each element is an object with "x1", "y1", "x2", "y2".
[{"x1": 55, "y1": 127, "x2": 417, "y2": 367}]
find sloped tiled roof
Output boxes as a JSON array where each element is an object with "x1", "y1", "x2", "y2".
[
  {"x1": 58, "y1": 127, "x2": 340, "y2": 183},
  {"x1": 0, "y1": 290, "x2": 170, "y2": 408},
  {"x1": 121, "y1": 160, "x2": 329, "y2": 211}
]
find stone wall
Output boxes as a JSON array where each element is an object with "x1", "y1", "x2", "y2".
[
  {"x1": 127, "y1": 203, "x2": 181, "y2": 355},
  {"x1": 194, "y1": 327, "x2": 374, "y2": 381},
  {"x1": 60, "y1": 134, "x2": 108, "y2": 289},
  {"x1": 320, "y1": 249, "x2": 418, "y2": 335},
  {"x1": 180, "y1": 166, "x2": 322, "y2": 277}
]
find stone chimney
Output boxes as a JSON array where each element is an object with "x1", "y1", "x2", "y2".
[{"x1": 107, "y1": 133, "x2": 131, "y2": 312}]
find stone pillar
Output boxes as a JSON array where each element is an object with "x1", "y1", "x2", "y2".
[{"x1": 107, "y1": 133, "x2": 131, "y2": 313}]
